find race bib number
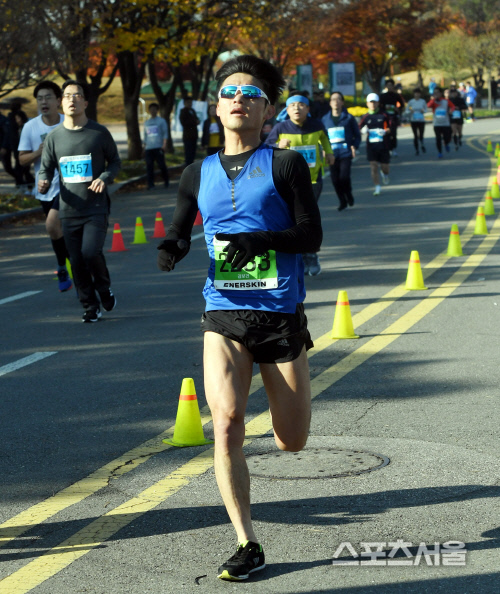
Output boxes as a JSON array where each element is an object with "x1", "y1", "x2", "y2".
[
  {"x1": 435, "y1": 109, "x2": 447, "y2": 117},
  {"x1": 368, "y1": 128, "x2": 385, "y2": 143},
  {"x1": 213, "y1": 237, "x2": 278, "y2": 290},
  {"x1": 59, "y1": 154, "x2": 92, "y2": 183},
  {"x1": 452, "y1": 110, "x2": 462, "y2": 119},
  {"x1": 209, "y1": 122, "x2": 219, "y2": 134},
  {"x1": 328, "y1": 127, "x2": 346, "y2": 144},
  {"x1": 385, "y1": 104, "x2": 396, "y2": 114},
  {"x1": 291, "y1": 144, "x2": 316, "y2": 168},
  {"x1": 412, "y1": 112, "x2": 424, "y2": 121},
  {"x1": 146, "y1": 125, "x2": 159, "y2": 136}
]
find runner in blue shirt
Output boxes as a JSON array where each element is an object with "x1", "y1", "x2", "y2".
[{"x1": 158, "y1": 55, "x2": 321, "y2": 581}]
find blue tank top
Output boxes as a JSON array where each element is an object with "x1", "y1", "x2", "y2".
[{"x1": 197, "y1": 144, "x2": 305, "y2": 313}]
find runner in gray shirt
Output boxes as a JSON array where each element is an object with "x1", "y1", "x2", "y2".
[{"x1": 39, "y1": 79, "x2": 121, "y2": 323}]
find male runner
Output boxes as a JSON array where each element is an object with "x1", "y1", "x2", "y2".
[
  {"x1": 38, "y1": 80, "x2": 121, "y2": 322},
  {"x1": 447, "y1": 88, "x2": 467, "y2": 150},
  {"x1": 265, "y1": 93, "x2": 333, "y2": 276},
  {"x1": 358, "y1": 93, "x2": 390, "y2": 195},
  {"x1": 18, "y1": 81, "x2": 72, "y2": 292},
  {"x1": 464, "y1": 82, "x2": 477, "y2": 122},
  {"x1": 322, "y1": 91, "x2": 360, "y2": 210},
  {"x1": 379, "y1": 78, "x2": 405, "y2": 157},
  {"x1": 157, "y1": 55, "x2": 321, "y2": 581}
]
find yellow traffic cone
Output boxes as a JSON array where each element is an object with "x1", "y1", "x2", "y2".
[
  {"x1": 497, "y1": 154, "x2": 500, "y2": 167},
  {"x1": 132, "y1": 217, "x2": 148, "y2": 244},
  {"x1": 65, "y1": 258, "x2": 73, "y2": 279},
  {"x1": 331, "y1": 290, "x2": 359, "y2": 339},
  {"x1": 484, "y1": 193, "x2": 495, "y2": 215},
  {"x1": 487, "y1": 139, "x2": 493, "y2": 152},
  {"x1": 495, "y1": 143, "x2": 500, "y2": 157},
  {"x1": 492, "y1": 181, "x2": 500, "y2": 199},
  {"x1": 163, "y1": 378, "x2": 214, "y2": 447},
  {"x1": 497, "y1": 166, "x2": 500, "y2": 186},
  {"x1": 473, "y1": 206, "x2": 488, "y2": 235},
  {"x1": 405, "y1": 251, "x2": 427, "y2": 290},
  {"x1": 447, "y1": 224, "x2": 463, "y2": 257}
]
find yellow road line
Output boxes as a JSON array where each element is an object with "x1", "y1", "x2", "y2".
[
  {"x1": 0, "y1": 193, "x2": 486, "y2": 549},
  {"x1": 2, "y1": 215, "x2": 500, "y2": 594}
]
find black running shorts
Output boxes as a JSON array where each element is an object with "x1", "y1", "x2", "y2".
[
  {"x1": 200, "y1": 303, "x2": 313, "y2": 364},
  {"x1": 40, "y1": 194, "x2": 60, "y2": 215},
  {"x1": 367, "y1": 144, "x2": 391, "y2": 164}
]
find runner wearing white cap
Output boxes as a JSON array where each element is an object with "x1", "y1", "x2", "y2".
[{"x1": 358, "y1": 94, "x2": 391, "y2": 195}]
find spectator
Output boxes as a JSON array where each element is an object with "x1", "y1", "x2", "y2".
[
  {"x1": 0, "y1": 107, "x2": 20, "y2": 184},
  {"x1": 201, "y1": 103, "x2": 224, "y2": 156},
  {"x1": 143, "y1": 102, "x2": 169, "y2": 190},
  {"x1": 491, "y1": 78, "x2": 498, "y2": 107},
  {"x1": 179, "y1": 97, "x2": 199, "y2": 165},
  {"x1": 8, "y1": 102, "x2": 35, "y2": 186}
]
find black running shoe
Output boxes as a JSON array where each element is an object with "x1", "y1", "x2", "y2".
[
  {"x1": 99, "y1": 289, "x2": 116, "y2": 312},
  {"x1": 421, "y1": 145, "x2": 426, "y2": 153},
  {"x1": 82, "y1": 308, "x2": 102, "y2": 323},
  {"x1": 217, "y1": 541, "x2": 265, "y2": 581}
]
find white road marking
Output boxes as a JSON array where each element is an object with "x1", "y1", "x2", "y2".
[
  {"x1": 0, "y1": 352, "x2": 57, "y2": 377},
  {"x1": 0, "y1": 291, "x2": 42, "y2": 306}
]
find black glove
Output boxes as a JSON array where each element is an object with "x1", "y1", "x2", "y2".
[
  {"x1": 157, "y1": 239, "x2": 190, "y2": 272},
  {"x1": 215, "y1": 232, "x2": 269, "y2": 271}
]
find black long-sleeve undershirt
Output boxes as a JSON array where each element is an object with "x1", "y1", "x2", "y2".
[{"x1": 165, "y1": 145, "x2": 322, "y2": 254}]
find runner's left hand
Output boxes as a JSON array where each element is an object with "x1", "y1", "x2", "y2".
[
  {"x1": 89, "y1": 179, "x2": 106, "y2": 193},
  {"x1": 215, "y1": 232, "x2": 269, "y2": 271}
]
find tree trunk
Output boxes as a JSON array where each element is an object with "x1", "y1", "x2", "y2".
[
  {"x1": 117, "y1": 50, "x2": 146, "y2": 160},
  {"x1": 148, "y1": 61, "x2": 183, "y2": 154}
]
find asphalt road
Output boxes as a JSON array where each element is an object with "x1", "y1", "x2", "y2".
[{"x1": 1, "y1": 120, "x2": 499, "y2": 593}]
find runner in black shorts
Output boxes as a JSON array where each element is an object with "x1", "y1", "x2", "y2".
[
  {"x1": 18, "y1": 81, "x2": 72, "y2": 292},
  {"x1": 201, "y1": 303, "x2": 313, "y2": 363},
  {"x1": 447, "y1": 88, "x2": 466, "y2": 150},
  {"x1": 358, "y1": 93, "x2": 391, "y2": 195},
  {"x1": 157, "y1": 55, "x2": 321, "y2": 581}
]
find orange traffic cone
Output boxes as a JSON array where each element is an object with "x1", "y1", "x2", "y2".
[
  {"x1": 447, "y1": 224, "x2": 463, "y2": 257},
  {"x1": 405, "y1": 251, "x2": 427, "y2": 290},
  {"x1": 473, "y1": 206, "x2": 488, "y2": 235},
  {"x1": 152, "y1": 211, "x2": 166, "y2": 238},
  {"x1": 331, "y1": 290, "x2": 359, "y2": 339},
  {"x1": 194, "y1": 210, "x2": 203, "y2": 226},
  {"x1": 132, "y1": 217, "x2": 148, "y2": 244},
  {"x1": 484, "y1": 193, "x2": 495, "y2": 216},
  {"x1": 163, "y1": 378, "x2": 214, "y2": 447},
  {"x1": 108, "y1": 223, "x2": 128, "y2": 252},
  {"x1": 495, "y1": 143, "x2": 500, "y2": 157}
]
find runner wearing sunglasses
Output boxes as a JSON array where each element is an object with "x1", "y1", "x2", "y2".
[{"x1": 157, "y1": 55, "x2": 321, "y2": 581}]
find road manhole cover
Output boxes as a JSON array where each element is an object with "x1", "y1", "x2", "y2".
[{"x1": 246, "y1": 447, "x2": 390, "y2": 479}]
